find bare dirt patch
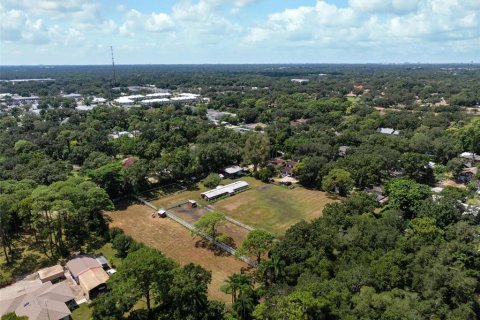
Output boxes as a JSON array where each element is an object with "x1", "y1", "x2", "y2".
[
  {"x1": 106, "y1": 200, "x2": 249, "y2": 303},
  {"x1": 169, "y1": 203, "x2": 249, "y2": 248}
]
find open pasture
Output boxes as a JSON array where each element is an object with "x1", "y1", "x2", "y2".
[
  {"x1": 211, "y1": 179, "x2": 338, "y2": 236},
  {"x1": 168, "y1": 203, "x2": 249, "y2": 248}
]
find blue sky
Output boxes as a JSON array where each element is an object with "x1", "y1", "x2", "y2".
[{"x1": 1, "y1": 0, "x2": 479, "y2": 65}]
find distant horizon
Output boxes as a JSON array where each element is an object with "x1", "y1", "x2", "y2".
[
  {"x1": 1, "y1": 62, "x2": 479, "y2": 67},
  {"x1": 1, "y1": 1, "x2": 479, "y2": 65}
]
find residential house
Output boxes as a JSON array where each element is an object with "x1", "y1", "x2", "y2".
[
  {"x1": 0, "y1": 280, "x2": 75, "y2": 320},
  {"x1": 282, "y1": 161, "x2": 298, "y2": 177},
  {"x1": 66, "y1": 257, "x2": 109, "y2": 300},
  {"x1": 37, "y1": 265, "x2": 65, "y2": 284},
  {"x1": 457, "y1": 167, "x2": 478, "y2": 184},
  {"x1": 377, "y1": 128, "x2": 400, "y2": 135}
]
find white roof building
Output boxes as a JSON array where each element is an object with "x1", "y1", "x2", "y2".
[
  {"x1": 224, "y1": 165, "x2": 243, "y2": 175},
  {"x1": 76, "y1": 105, "x2": 94, "y2": 111},
  {"x1": 201, "y1": 181, "x2": 249, "y2": 201},
  {"x1": 170, "y1": 93, "x2": 200, "y2": 103},
  {"x1": 62, "y1": 93, "x2": 82, "y2": 99},
  {"x1": 291, "y1": 79, "x2": 309, "y2": 83},
  {"x1": 459, "y1": 152, "x2": 480, "y2": 161},
  {"x1": 0, "y1": 280, "x2": 75, "y2": 320},
  {"x1": 141, "y1": 98, "x2": 170, "y2": 105},
  {"x1": 109, "y1": 131, "x2": 134, "y2": 139},
  {"x1": 145, "y1": 93, "x2": 171, "y2": 98},
  {"x1": 92, "y1": 97, "x2": 107, "y2": 104},
  {"x1": 377, "y1": 128, "x2": 400, "y2": 135},
  {"x1": 114, "y1": 97, "x2": 134, "y2": 106},
  {"x1": 123, "y1": 95, "x2": 145, "y2": 100}
]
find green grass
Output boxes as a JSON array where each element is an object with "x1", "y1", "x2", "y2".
[
  {"x1": 150, "y1": 176, "x2": 258, "y2": 208},
  {"x1": 94, "y1": 242, "x2": 121, "y2": 269},
  {"x1": 0, "y1": 241, "x2": 54, "y2": 285},
  {"x1": 147, "y1": 175, "x2": 337, "y2": 236},
  {"x1": 212, "y1": 177, "x2": 338, "y2": 236},
  {"x1": 71, "y1": 303, "x2": 92, "y2": 320}
]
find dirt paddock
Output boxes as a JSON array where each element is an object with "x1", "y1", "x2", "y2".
[
  {"x1": 106, "y1": 200, "x2": 249, "y2": 303},
  {"x1": 169, "y1": 203, "x2": 250, "y2": 248}
]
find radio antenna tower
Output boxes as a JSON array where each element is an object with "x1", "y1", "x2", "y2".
[{"x1": 110, "y1": 46, "x2": 117, "y2": 85}]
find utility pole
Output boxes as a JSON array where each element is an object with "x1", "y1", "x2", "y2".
[{"x1": 110, "y1": 46, "x2": 117, "y2": 85}]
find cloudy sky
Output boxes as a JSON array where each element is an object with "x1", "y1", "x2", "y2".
[{"x1": 1, "y1": 0, "x2": 479, "y2": 65}]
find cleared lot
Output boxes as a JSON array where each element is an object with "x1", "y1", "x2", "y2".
[{"x1": 105, "y1": 200, "x2": 249, "y2": 303}]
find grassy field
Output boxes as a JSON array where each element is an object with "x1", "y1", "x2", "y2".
[
  {"x1": 149, "y1": 176, "x2": 337, "y2": 236},
  {"x1": 212, "y1": 177, "x2": 338, "y2": 236},
  {"x1": 150, "y1": 184, "x2": 209, "y2": 208},
  {"x1": 71, "y1": 303, "x2": 92, "y2": 320},
  {"x1": 106, "y1": 200, "x2": 249, "y2": 303}
]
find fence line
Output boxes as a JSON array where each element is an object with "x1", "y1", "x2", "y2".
[
  {"x1": 165, "y1": 200, "x2": 190, "y2": 210},
  {"x1": 204, "y1": 206, "x2": 255, "y2": 231},
  {"x1": 132, "y1": 194, "x2": 257, "y2": 267}
]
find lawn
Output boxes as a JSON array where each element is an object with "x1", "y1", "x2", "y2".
[
  {"x1": 148, "y1": 176, "x2": 337, "y2": 237},
  {"x1": 150, "y1": 184, "x2": 209, "y2": 208},
  {"x1": 94, "y1": 242, "x2": 122, "y2": 270},
  {"x1": 212, "y1": 178, "x2": 339, "y2": 236},
  {"x1": 71, "y1": 303, "x2": 92, "y2": 320},
  {"x1": 150, "y1": 176, "x2": 262, "y2": 209},
  {"x1": 0, "y1": 239, "x2": 54, "y2": 285}
]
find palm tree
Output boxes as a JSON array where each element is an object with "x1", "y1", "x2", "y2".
[
  {"x1": 257, "y1": 254, "x2": 285, "y2": 287},
  {"x1": 233, "y1": 285, "x2": 256, "y2": 320},
  {"x1": 221, "y1": 273, "x2": 252, "y2": 304}
]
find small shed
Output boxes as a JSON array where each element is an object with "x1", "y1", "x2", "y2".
[
  {"x1": 157, "y1": 209, "x2": 167, "y2": 218},
  {"x1": 223, "y1": 165, "x2": 244, "y2": 178},
  {"x1": 38, "y1": 265, "x2": 65, "y2": 283},
  {"x1": 188, "y1": 200, "x2": 197, "y2": 208}
]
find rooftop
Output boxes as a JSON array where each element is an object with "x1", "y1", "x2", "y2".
[
  {"x1": 66, "y1": 256, "x2": 101, "y2": 278},
  {"x1": 0, "y1": 280, "x2": 74, "y2": 320},
  {"x1": 201, "y1": 181, "x2": 249, "y2": 199}
]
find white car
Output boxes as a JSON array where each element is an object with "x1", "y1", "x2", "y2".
[{"x1": 106, "y1": 268, "x2": 117, "y2": 276}]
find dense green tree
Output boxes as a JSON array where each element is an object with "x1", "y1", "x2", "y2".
[
  {"x1": 203, "y1": 173, "x2": 222, "y2": 188},
  {"x1": 168, "y1": 263, "x2": 212, "y2": 319},
  {"x1": 385, "y1": 178, "x2": 432, "y2": 219},
  {"x1": 193, "y1": 211, "x2": 226, "y2": 241},
  {"x1": 236, "y1": 229, "x2": 275, "y2": 264},
  {"x1": 243, "y1": 133, "x2": 270, "y2": 171},
  {"x1": 454, "y1": 117, "x2": 480, "y2": 156},
  {"x1": 221, "y1": 273, "x2": 253, "y2": 304},
  {"x1": 322, "y1": 168, "x2": 354, "y2": 196},
  {"x1": 115, "y1": 247, "x2": 175, "y2": 317}
]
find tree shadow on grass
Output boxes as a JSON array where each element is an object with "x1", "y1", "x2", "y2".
[
  {"x1": 11, "y1": 252, "x2": 52, "y2": 279},
  {"x1": 194, "y1": 238, "x2": 231, "y2": 257},
  {"x1": 113, "y1": 197, "x2": 139, "y2": 211}
]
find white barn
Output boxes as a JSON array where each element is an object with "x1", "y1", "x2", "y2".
[{"x1": 201, "y1": 181, "x2": 249, "y2": 201}]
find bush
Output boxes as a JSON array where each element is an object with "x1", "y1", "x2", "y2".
[
  {"x1": 254, "y1": 167, "x2": 275, "y2": 183},
  {"x1": 203, "y1": 173, "x2": 222, "y2": 188}
]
